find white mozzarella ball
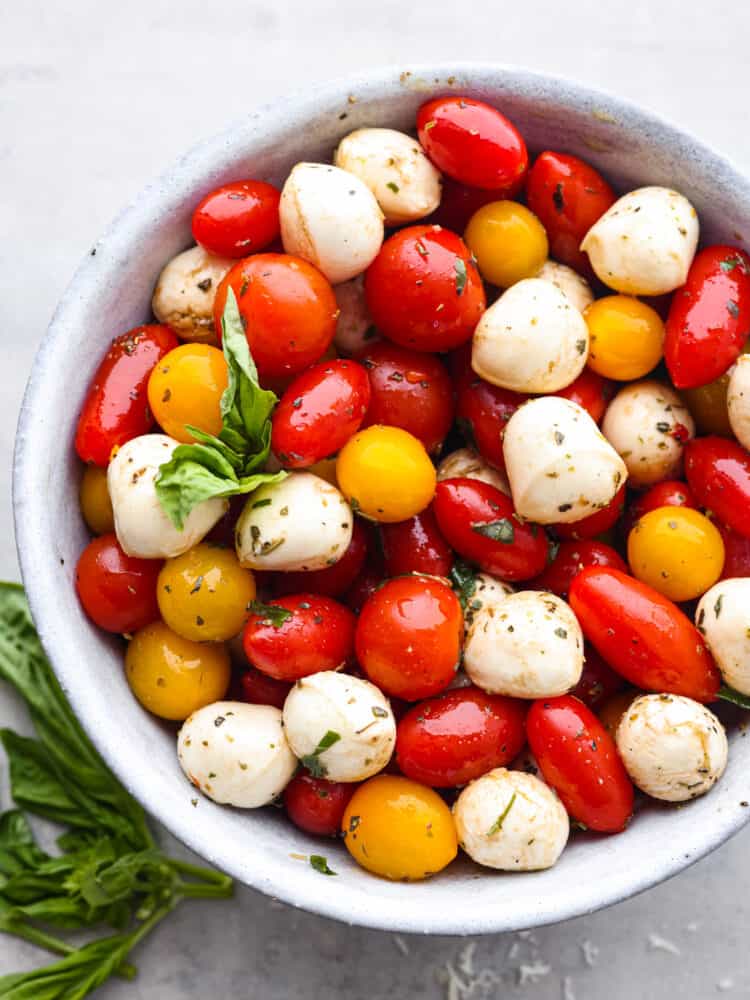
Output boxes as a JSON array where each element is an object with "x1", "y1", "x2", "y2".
[
  {"x1": 472, "y1": 278, "x2": 589, "y2": 393},
  {"x1": 107, "y1": 434, "x2": 227, "y2": 558},
  {"x1": 696, "y1": 578, "x2": 750, "y2": 695},
  {"x1": 279, "y1": 163, "x2": 384, "y2": 284},
  {"x1": 602, "y1": 380, "x2": 694, "y2": 487},
  {"x1": 334, "y1": 128, "x2": 441, "y2": 226},
  {"x1": 615, "y1": 694, "x2": 727, "y2": 802},
  {"x1": 503, "y1": 397, "x2": 627, "y2": 524},
  {"x1": 436, "y1": 447, "x2": 510, "y2": 495},
  {"x1": 464, "y1": 591, "x2": 584, "y2": 698},
  {"x1": 282, "y1": 672, "x2": 395, "y2": 782},
  {"x1": 177, "y1": 702, "x2": 296, "y2": 808},
  {"x1": 333, "y1": 276, "x2": 379, "y2": 355},
  {"x1": 580, "y1": 186, "x2": 699, "y2": 295},
  {"x1": 535, "y1": 260, "x2": 594, "y2": 314},
  {"x1": 235, "y1": 472, "x2": 352, "y2": 571},
  {"x1": 727, "y1": 355, "x2": 750, "y2": 451},
  {"x1": 453, "y1": 768, "x2": 568, "y2": 871},
  {"x1": 152, "y1": 245, "x2": 233, "y2": 343},
  {"x1": 463, "y1": 572, "x2": 514, "y2": 629}
]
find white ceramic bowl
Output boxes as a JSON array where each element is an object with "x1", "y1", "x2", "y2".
[{"x1": 14, "y1": 64, "x2": 750, "y2": 935}]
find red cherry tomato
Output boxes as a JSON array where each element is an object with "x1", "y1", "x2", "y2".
[
  {"x1": 357, "y1": 342, "x2": 455, "y2": 453},
  {"x1": 532, "y1": 540, "x2": 627, "y2": 597},
  {"x1": 271, "y1": 359, "x2": 370, "y2": 467},
  {"x1": 717, "y1": 521, "x2": 750, "y2": 579},
  {"x1": 568, "y1": 567, "x2": 721, "y2": 702},
  {"x1": 192, "y1": 180, "x2": 281, "y2": 258},
  {"x1": 552, "y1": 368, "x2": 615, "y2": 424},
  {"x1": 569, "y1": 645, "x2": 626, "y2": 708},
  {"x1": 527, "y1": 695, "x2": 634, "y2": 833},
  {"x1": 433, "y1": 478, "x2": 548, "y2": 581},
  {"x1": 665, "y1": 247, "x2": 750, "y2": 389},
  {"x1": 75, "y1": 534, "x2": 161, "y2": 634},
  {"x1": 283, "y1": 772, "x2": 356, "y2": 837},
  {"x1": 455, "y1": 373, "x2": 526, "y2": 470},
  {"x1": 380, "y1": 505, "x2": 453, "y2": 578},
  {"x1": 685, "y1": 436, "x2": 750, "y2": 539},
  {"x1": 271, "y1": 519, "x2": 368, "y2": 598},
  {"x1": 238, "y1": 666, "x2": 292, "y2": 710},
  {"x1": 364, "y1": 226, "x2": 486, "y2": 353},
  {"x1": 355, "y1": 575, "x2": 463, "y2": 700},
  {"x1": 554, "y1": 485, "x2": 626, "y2": 541},
  {"x1": 395, "y1": 687, "x2": 526, "y2": 787},
  {"x1": 620, "y1": 479, "x2": 697, "y2": 537},
  {"x1": 430, "y1": 177, "x2": 517, "y2": 233},
  {"x1": 526, "y1": 151, "x2": 616, "y2": 275},
  {"x1": 214, "y1": 254, "x2": 337, "y2": 379},
  {"x1": 344, "y1": 562, "x2": 383, "y2": 615},
  {"x1": 75, "y1": 325, "x2": 178, "y2": 467},
  {"x1": 417, "y1": 97, "x2": 528, "y2": 192},
  {"x1": 242, "y1": 594, "x2": 355, "y2": 681}
]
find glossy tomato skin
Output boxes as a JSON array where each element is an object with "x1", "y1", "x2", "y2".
[
  {"x1": 214, "y1": 254, "x2": 337, "y2": 379},
  {"x1": 527, "y1": 695, "x2": 634, "y2": 833},
  {"x1": 364, "y1": 226, "x2": 486, "y2": 353},
  {"x1": 430, "y1": 177, "x2": 512, "y2": 233},
  {"x1": 568, "y1": 567, "x2": 721, "y2": 702},
  {"x1": 283, "y1": 772, "x2": 356, "y2": 837},
  {"x1": 75, "y1": 534, "x2": 161, "y2": 634},
  {"x1": 271, "y1": 519, "x2": 368, "y2": 598},
  {"x1": 554, "y1": 485, "x2": 626, "y2": 541},
  {"x1": 192, "y1": 180, "x2": 280, "y2": 258},
  {"x1": 526, "y1": 151, "x2": 616, "y2": 275},
  {"x1": 433, "y1": 478, "x2": 548, "y2": 581},
  {"x1": 620, "y1": 479, "x2": 697, "y2": 537},
  {"x1": 665, "y1": 247, "x2": 750, "y2": 389},
  {"x1": 355, "y1": 575, "x2": 463, "y2": 700},
  {"x1": 570, "y1": 645, "x2": 626, "y2": 708},
  {"x1": 553, "y1": 368, "x2": 615, "y2": 425},
  {"x1": 380, "y1": 505, "x2": 453, "y2": 578},
  {"x1": 271, "y1": 359, "x2": 370, "y2": 467},
  {"x1": 532, "y1": 540, "x2": 627, "y2": 598},
  {"x1": 238, "y1": 666, "x2": 292, "y2": 710},
  {"x1": 75, "y1": 325, "x2": 179, "y2": 467},
  {"x1": 396, "y1": 687, "x2": 526, "y2": 787},
  {"x1": 685, "y1": 436, "x2": 750, "y2": 539},
  {"x1": 417, "y1": 97, "x2": 528, "y2": 192},
  {"x1": 455, "y1": 373, "x2": 526, "y2": 470},
  {"x1": 242, "y1": 594, "x2": 355, "y2": 681},
  {"x1": 717, "y1": 521, "x2": 750, "y2": 579},
  {"x1": 357, "y1": 342, "x2": 454, "y2": 453}
]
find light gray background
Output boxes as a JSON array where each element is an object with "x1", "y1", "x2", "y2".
[{"x1": 1, "y1": 1, "x2": 747, "y2": 996}]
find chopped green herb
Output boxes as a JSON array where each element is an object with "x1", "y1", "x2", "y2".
[
  {"x1": 554, "y1": 627, "x2": 568, "y2": 639},
  {"x1": 486, "y1": 793, "x2": 517, "y2": 836},
  {"x1": 720, "y1": 258, "x2": 739, "y2": 272},
  {"x1": 552, "y1": 183, "x2": 565, "y2": 213},
  {"x1": 718, "y1": 684, "x2": 750, "y2": 709},
  {"x1": 386, "y1": 181, "x2": 400, "y2": 193},
  {"x1": 454, "y1": 258, "x2": 467, "y2": 296},
  {"x1": 728, "y1": 300, "x2": 740, "y2": 318},
  {"x1": 248, "y1": 601, "x2": 293, "y2": 628},
  {"x1": 714, "y1": 593, "x2": 724, "y2": 618},
  {"x1": 300, "y1": 730, "x2": 341, "y2": 778},
  {"x1": 449, "y1": 559, "x2": 479, "y2": 609},
  {"x1": 655, "y1": 421, "x2": 671, "y2": 433},
  {"x1": 372, "y1": 706, "x2": 388, "y2": 718},
  {"x1": 471, "y1": 519, "x2": 515, "y2": 544},
  {"x1": 252, "y1": 498, "x2": 272, "y2": 508},
  {"x1": 309, "y1": 855, "x2": 337, "y2": 876}
]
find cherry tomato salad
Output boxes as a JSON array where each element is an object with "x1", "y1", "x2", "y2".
[{"x1": 73, "y1": 95, "x2": 750, "y2": 883}]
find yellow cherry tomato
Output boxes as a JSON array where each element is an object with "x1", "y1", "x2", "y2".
[
  {"x1": 147, "y1": 343, "x2": 228, "y2": 444},
  {"x1": 464, "y1": 201, "x2": 548, "y2": 288},
  {"x1": 598, "y1": 689, "x2": 638, "y2": 739},
  {"x1": 336, "y1": 425, "x2": 436, "y2": 523},
  {"x1": 79, "y1": 465, "x2": 114, "y2": 534},
  {"x1": 627, "y1": 506, "x2": 725, "y2": 602},
  {"x1": 584, "y1": 295, "x2": 664, "y2": 380},
  {"x1": 125, "y1": 621, "x2": 230, "y2": 720},
  {"x1": 157, "y1": 543, "x2": 256, "y2": 642},
  {"x1": 342, "y1": 775, "x2": 457, "y2": 880}
]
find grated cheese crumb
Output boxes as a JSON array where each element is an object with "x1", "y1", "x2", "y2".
[{"x1": 647, "y1": 932, "x2": 681, "y2": 956}]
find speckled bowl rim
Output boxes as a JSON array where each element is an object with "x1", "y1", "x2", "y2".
[{"x1": 13, "y1": 62, "x2": 750, "y2": 935}]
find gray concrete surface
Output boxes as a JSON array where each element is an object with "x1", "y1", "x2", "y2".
[{"x1": 1, "y1": 1, "x2": 748, "y2": 996}]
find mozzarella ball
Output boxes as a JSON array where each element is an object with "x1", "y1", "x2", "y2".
[
  {"x1": 436, "y1": 447, "x2": 510, "y2": 495},
  {"x1": 696, "y1": 578, "x2": 750, "y2": 695},
  {"x1": 616, "y1": 694, "x2": 727, "y2": 802},
  {"x1": 727, "y1": 355, "x2": 750, "y2": 451},
  {"x1": 453, "y1": 768, "x2": 568, "y2": 871},
  {"x1": 535, "y1": 260, "x2": 594, "y2": 313},
  {"x1": 464, "y1": 572, "x2": 514, "y2": 629},
  {"x1": 333, "y1": 275, "x2": 379, "y2": 355},
  {"x1": 107, "y1": 434, "x2": 227, "y2": 559},
  {"x1": 464, "y1": 591, "x2": 584, "y2": 698},
  {"x1": 503, "y1": 397, "x2": 627, "y2": 524},
  {"x1": 282, "y1": 671, "x2": 396, "y2": 782},
  {"x1": 177, "y1": 702, "x2": 296, "y2": 807},
  {"x1": 152, "y1": 245, "x2": 233, "y2": 343},
  {"x1": 334, "y1": 128, "x2": 441, "y2": 226},
  {"x1": 602, "y1": 380, "x2": 694, "y2": 487},
  {"x1": 279, "y1": 163, "x2": 384, "y2": 284},
  {"x1": 580, "y1": 187, "x2": 699, "y2": 295},
  {"x1": 472, "y1": 279, "x2": 589, "y2": 393},
  {"x1": 235, "y1": 472, "x2": 352, "y2": 571}
]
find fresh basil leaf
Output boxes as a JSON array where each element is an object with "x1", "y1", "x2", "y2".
[
  {"x1": 248, "y1": 601, "x2": 293, "y2": 628},
  {"x1": 300, "y1": 730, "x2": 341, "y2": 778},
  {"x1": 718, "y1": 684, "x2": 750, "y2": 709},
  {"x1": 0, "y1": 731, "x2": 84, "y2": 830},
  {"x1": 0, "y1": 811, "x2": 48, "y2": 876},
  {"x1": 471, "y1": 518, "x2": 515, "y2": 544},
  {"x1": 449, "y1": 559, "x2": 478, "y2": 610}
]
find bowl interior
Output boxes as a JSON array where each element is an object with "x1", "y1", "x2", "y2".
[{"x1": 14, "y1": 64, "x2": 750, "y2": 935}]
